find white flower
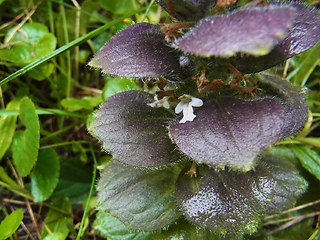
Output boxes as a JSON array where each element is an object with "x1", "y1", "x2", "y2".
[
  {"x1": 148, "y1": 96, "x2": 171, "y2": 109},
  {"x1": 175, "y1": 95, "x2": 203, "y2": 123}
]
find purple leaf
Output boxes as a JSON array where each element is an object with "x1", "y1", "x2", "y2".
[
  {"x1": 97, "y1": 161, "x2": 182, "y2": 231},
  {"x1": 156, "y1": 0, "x2": 217, "y2": 21},
  {"x1": 234, "y1": 2, "x2": 320, "y2": 73},
  {"x1": 175, "y1": 162, "x2": 275, "y2": 233},
  {"x1": 88, "y1": 90, "x2": 181, "y2": 167},
  {"x1": 175, "y1": 5, "x2": 296, "y2": 57},
  {"x1": 169, "y1": 97, "x2": 285, "y2": 171},
  {"x1": 89, "y1": 23, "x2": 183, "y2": 81},
  {"x1": 260, "y1": 154, "x2": 308, "y2": 214},
  {"x1": 175, "y1": 154, "x2": 307, "y2": 233},
  {"x1": 258, "y1": 73, "x2": 308, "y2": 138}
]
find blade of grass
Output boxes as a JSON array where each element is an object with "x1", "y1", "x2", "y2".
[
  {"x1": 0, "y1": 108, "x2": 86, "y2": 119},
  {"x1": 76, "y1": 146, "x2": 97, "y2": 240},
  {"x1": 0, "y1": 6, "x2": 148, "y2": 87}
]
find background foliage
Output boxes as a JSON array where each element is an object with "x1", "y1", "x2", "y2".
[{"x1": 0, "y1": 0, "x2": 319, "y2": 239}]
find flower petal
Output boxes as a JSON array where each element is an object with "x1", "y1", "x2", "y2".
[
  {"x1": 175, "y1": 5, "x2": 296, "y2": 57},
  {"x1": 89, "y1": 23, "x2": 184, "y2": 81}
]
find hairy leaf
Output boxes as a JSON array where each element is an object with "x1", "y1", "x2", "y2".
[
  {"x1": 156, "y1": 0, "x2": 217, "y2": 21},
  {"x1": 94, "y1": 211, "x2": 243, "y2": 240},
  {"x1": 257, "y1": 73, "x2": 308, "y2": 138},
  {"x1": 175, "y1": 5, "x2": 296, "y2": 57},
  {"x1": 234, "y1": 2, "x2": 320, "y2": 73},
  {"x1": 31, "y1": 149, "x2": 60, "y2": 202},
  {"x1": 12, "y1": 97, "x2": 40, "y2": 177},
  {"x1": 260, "y1": 153, "x2": 308, "y2": 214},
  {"x1": 97, "y1": 161, "x2": 182, "y2": 231},
  {"x1": 89, "y1": 23, "x2": 183, "y2": 81},
  {"x1": 88, "y1": 90, "x2": 181, "y2": 167},
  {"x1": 0, "y1": 209, "x2": 23, "y2": 240},
  {"x1": 170, "y1": 97, "x2": 284, "y2": 171},
  {"x1": 175, "y1": 163, "x2": 275, "y2": 234}
]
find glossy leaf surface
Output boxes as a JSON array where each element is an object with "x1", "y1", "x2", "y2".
[
  {"x1": 170, "y1": 97, "x2": 284, "y2": 171},
  {"x1": 175, "y1": 163, "x2": 275, "y2": 234},
  {"x1": 260, "y1": 153, "x2": 308, "y2": 214},
  {"x1": 89, "y1": 23, "x2": 183, "y2": 81},
  {"x1": 175, "y1": 6, "x2": 296, "y2": 57},
  {"x1": 88, "y1": 90, "x2": 181, "y2": 167},
  {"x1": 97, "y1": 161, "x2": 182, "y2": 231},
  {"x1": 234, "y1": 2, "x2": 320, "y2": 73}
]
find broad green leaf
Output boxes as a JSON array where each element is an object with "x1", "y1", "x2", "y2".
[
  {"x1": 88, "y1": 90, "x2": 181, "y2": 167},
  {"x1": 51, "y1": 158, "x2": 92, "y2": 201},
  {"x1": 99, "y1": 0, "x2": 136, "y2": 14},
  {"x1": 94, "y1": 211, "x2": 244, "y2": 240},
  {"x1": 0, "y1": 99, "x2": 20, "y2": 160},
  {"x1": 97, "y1": 160, "x2": 183, "y2": 231},
  {"x1": 12, "y1": 97, "x2": 40, "y2": 177},
  {"x1": 42, "y1": 233, "x2": 66, "y2": 240},
  {"x1": 291, "y1": 145, "x2": 320, "y2": 181},
  {"x1": 61, "y1": 95, "x2": 102, "y2": 112},
  {"x1": 0, "y1": 209, "x2": 23, "y2": 240},
  {"x1": 0, "y1": 23, "x2": 56, "y2": 65},
  {"x1": 31, "y1": 148, "x2": 60, "y2": 202},
  {"x1": 102, "y1": 77, "x2": 139, "y2": 101},
  {"x1": 41, "y1": 196, "x2": 72, "y2": 239},
  {"x1": 93, "y1": 211, "x2": 152, "y2": 240}
]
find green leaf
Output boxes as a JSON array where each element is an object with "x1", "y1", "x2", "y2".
[
  {"x1": 41, "y1": 196, "x2": 72, "y2": 239},
  {"x1": 0, "y1": 23, "x2": 56, "y2": 65},
  {"x1": 0, "y1": 166, "x2": 21, "y2": 189},
  {"x1": 0, "y1": 99, "x2": 19, "y2": 160},
  {"x1": 292, "y1": 41, "x2": 320, "y2": 86},
  {"x1": 94, "y1": 211, "x2": 243, "y2": 240},
  {"x1": 27, "y1": 63, "x2": 55, "y2": 81},
  {"x1": 12, "y1": 97, "x2": 40, "y2": 177},
  {"x1": 42, "y1": 233, "x2": 66, "y2": 240},
  {"x1": 93, "y1": 211, "x2": 152, "y2": 240},
  {"x1": 61, "y1": 95, "x2": 102, "y2": 112},
  {"x1": 291, "y1": 145, "x2": 320, "y2": 181},
  {"x1": 102, "y1": 77, "x2": 139, "y2": 101},
  {"x1": 51, "y1": 158, "x2": 92, "y2": 201},
  {"x1": 31, "y1": 148, "x2": 60, "y2": 202},
  {"x1": 97, "y1": 160, "x2": 183, "y2": 231},
  {"x1": 99, "y1": 0, "x2": 136, "y2": 14},
  {"x1": 0, "y1": 209, "x2": 23, "y2": 240}
]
